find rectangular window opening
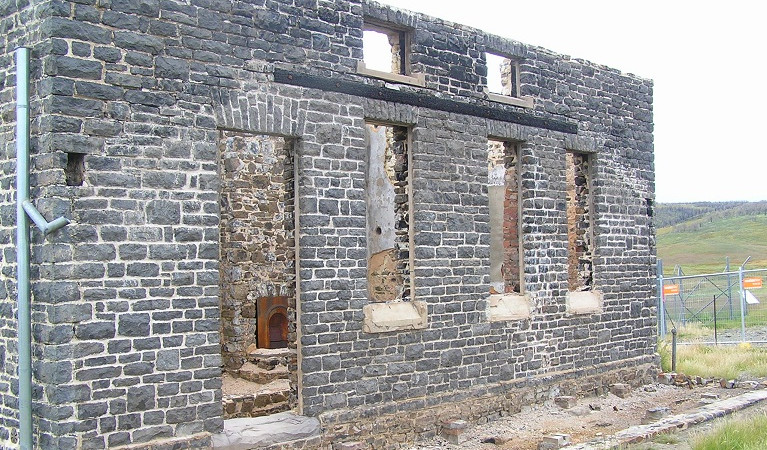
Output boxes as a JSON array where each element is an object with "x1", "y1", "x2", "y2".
[
  {"x1": 65, "y1": 152, "x2": 85, "y2": 186},
  {"x1": 488, "y1": 139, "x2": 522, "y2": 294},
  {"x1": 363, "y1": 22, "x2": 408, "y2": 75},
  {"x1": 365, "y1": 122, "x2": 411, "y2": 302},
  {"x1": 486, "y1": 52, "x2": 519, "y2": 97},
  {"x1": 566, "y1": 151, "x2": 594, "y2": 291}
]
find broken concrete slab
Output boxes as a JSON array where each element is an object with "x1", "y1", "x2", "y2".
[{"x1": 212, "y1": 413, "x2": 321, "y2": 449}]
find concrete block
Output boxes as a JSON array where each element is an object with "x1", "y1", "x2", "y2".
[
  {"x1": 362, "y1": 301, "x2": 427, "y2": 333},
  {"x1": 488, "y1": 294, "x2": 531, "y2": 321},
  {"x1": 441, "y1": 419, "x2": 468, "y2": 444},
  {"x1": 643, "y1": 406, "x2": 670, "y2": 423},
  {"x1": 538, "y1": 433, "x2": 571, "y2": 449},
  {"x1": 566, "y1": 290, "x2": 602, "y2": 315}
]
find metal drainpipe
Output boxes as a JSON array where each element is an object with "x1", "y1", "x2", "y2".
[{"x1": 15, "y1": 47, "x2": 70, "y2": 450}]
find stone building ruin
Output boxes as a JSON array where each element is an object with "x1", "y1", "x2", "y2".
[{"x1": 0, "y1": 0, "x2": 656, "y2": 448}]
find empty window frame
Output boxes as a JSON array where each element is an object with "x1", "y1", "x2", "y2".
[
  {"x1": 488, "y1": 139, "x2": 522, "y2": 294},
  {"x1": 486, "y1": 52, "x2": 520, "y2": 97},
  {"x1": 362, "y1": 21, "x2": 410, "y2": 75},
  {"x1": 65, "y1": 152, "x2": 86, "y2": 186},
  {"x1": 365, "y1": 123, "x2": 411, "y2": 302},
  {"x1": 566, "y1": 150, "x2": 594, "y2": 291}
]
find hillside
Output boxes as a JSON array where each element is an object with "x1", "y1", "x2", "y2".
[
  {"x1": 656, "y1": 201, "x2": 767, "y2": 274},
  {"x1": 654, "y1": 201, "x2": 767, "y2": 228}
]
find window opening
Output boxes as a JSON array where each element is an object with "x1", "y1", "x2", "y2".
[
  {"x1": 365, "y1": 123, "x2": 410, "y2": 302},
  {"x1": 488, "y1": 139, "x2": 522, "y2": 294},
  {"x1": 65, "y1": 152, "x2": 85, "y2": 186},
  {"x1": 566, "y1": 151, "x2": 593, "y2": 291},
  {"x1": 363, "y1": 23, "x2": 408, "y2": 74},
  {"x1": 486, "y1": 52, "x2": 519, "y2": 97}
]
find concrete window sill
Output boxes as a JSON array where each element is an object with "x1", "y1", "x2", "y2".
[
  {"x1": 356, "y1": 61, "x2": 426, "y2": 87},
  {"x1": 566, "y1": 290, "x2": 603, "y2": 315},
  {"x1": 363, "y1": 301, "x2": 427, "y2": 333},
  {"x1": 485, "y1": 91, "x2": 535, "y2": 109},
  {"x1": 487, "y1": 293, "x2": 531, "y2": 321}
]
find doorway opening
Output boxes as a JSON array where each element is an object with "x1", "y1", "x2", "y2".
[{"x1": 218, "y1": 131, "x2": 297, "y2": 418}]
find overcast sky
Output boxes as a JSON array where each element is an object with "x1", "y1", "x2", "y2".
[{"x1": 375, "y1": 0, "x2": 767, "y2": 203}]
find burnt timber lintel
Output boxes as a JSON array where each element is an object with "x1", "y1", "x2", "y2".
[{"x1": 273, "y1": 69, "x2": 578, "y2": 134}]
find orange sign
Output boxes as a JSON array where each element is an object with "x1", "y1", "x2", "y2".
[
  {"x1": 743, "y1": 277, "x2": 763, "y2": 289},
  {"x1": 663, "y1": 284, "x2": 680, "y2": 295}
]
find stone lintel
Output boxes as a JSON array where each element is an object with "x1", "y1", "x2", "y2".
[
  {"x1": 487, "y1": 294, "x2": 531, "y2": 321},
  {"x1": 363, "y1": 301, "x2": 427, "y2": 333},
  {"x1": 566, "y1": 290, "x2": 603, "y2": 315}
]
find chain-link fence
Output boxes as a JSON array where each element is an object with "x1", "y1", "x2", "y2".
[{"x1": 659, "y1": 266, "x2": 767, "y2": 344}]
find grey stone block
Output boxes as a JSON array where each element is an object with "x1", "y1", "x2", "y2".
[{"x1": 118, "y1": 314, "x2": 150, "y2": 337}]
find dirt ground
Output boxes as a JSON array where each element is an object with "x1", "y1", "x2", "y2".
[{"x1": 408, "y1": 381, "x2": 767, "y2": 450}]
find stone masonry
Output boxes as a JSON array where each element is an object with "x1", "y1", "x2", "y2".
[{"x1": 0, "y1": 0, "x2": 655, "y2": 448}]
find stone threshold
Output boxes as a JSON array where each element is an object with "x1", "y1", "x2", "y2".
[
  {"x1": 564, "y1": 388, "x2": 767, "y2": 449},
  {"x1": 211, "y1": 412, "x2": 321, "y2": 449}
]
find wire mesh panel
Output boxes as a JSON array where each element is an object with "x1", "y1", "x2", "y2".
[
  {"x1": 742, "y1": 269, "x2": 767, "y2": 341},
  {"x1": 660, "y1": 269, "x2": 767, "y2": 344}
]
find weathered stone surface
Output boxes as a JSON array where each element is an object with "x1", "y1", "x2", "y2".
[{"x1": 211, "y1": 413, "x2": 320, "y2": 449}]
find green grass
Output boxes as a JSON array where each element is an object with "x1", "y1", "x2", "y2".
[
  {"x1": 652, "y1": 433, "x2": 679, "y2": 444},
  {"x1": 657, "y1": 214, "x2": 767, "y2": 276},
  {"x1": 692, "y1": 413, "x2": 767, "y2": 450},
  {"x1": 658, "y1": 342, "x2": 767, "y2": 379}
]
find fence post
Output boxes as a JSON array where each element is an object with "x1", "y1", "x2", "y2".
[
  {"x1": 738, "y1": 259, "x2": 748, "y2": 342},
  {"x1": 713, "y1": 295, "x2": 718, "y2": 345},
  {"x1": 671, "y1": 328, "x2": 677, "y2": 372},
  {"x1": 657, "y1": 259, "x2": 665, "y2": 338},
  {"x1": 726, "y1": 257, "x2": 734, "y2": 319}
]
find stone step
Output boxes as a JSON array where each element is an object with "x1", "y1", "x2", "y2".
[
  {"x1": 237, "y1": 362, "x2": 289, "y2": 384},
  {"x1": 222, "y1": 375, "x2": 291, "y2": 419},
  {"x1": 212, "y1": 412, "x2": 321, "y2": 449},
  {"x1": 246, "y1": 345, "x2": 296, "y2": 370}
]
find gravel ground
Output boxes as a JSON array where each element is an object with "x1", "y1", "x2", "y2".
[{"x1": 408, "y1": 382, "x2": 765, "y2": 450}]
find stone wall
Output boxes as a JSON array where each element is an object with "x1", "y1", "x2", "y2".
[{"x1": 0, "y1": 0, "x2": 655, "y2": 448}]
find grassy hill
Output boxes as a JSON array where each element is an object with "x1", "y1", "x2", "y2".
[
  {"x1": 655, "y1": 201, "x2": 748, "y2": 228},
  {"x1": 656, "y1": 201, "x2": 767, "y2": 275}
]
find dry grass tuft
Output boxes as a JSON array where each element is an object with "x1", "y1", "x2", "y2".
[
  {"x1": 659, "y1": 343, "x2": 767, "y2": 380},
  {"x1": 692, "y1": 413, "x2": 767, "y2": 450}
]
